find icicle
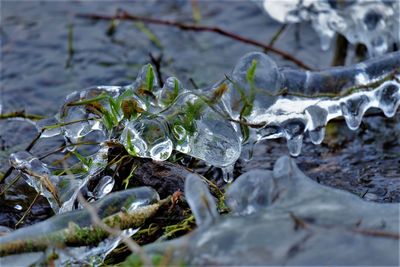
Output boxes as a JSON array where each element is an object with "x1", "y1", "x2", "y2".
[
  {"x1": 308, "y1": 127, "x2": 326, "y2": 145},
  {"x1": 221, "y1": 164, "x2": 234, "y2": 183},
  {"x1": 377, "y1": 81, "x2": 400, "y2": 117},
  {"x1": 340, "y1": 95, "x2": 371, "y2": 130},
  {"x1": 286, "y1": 135, "x2": 303, "y2": 157}
]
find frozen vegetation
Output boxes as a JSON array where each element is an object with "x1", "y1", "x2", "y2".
[{"x1": 5, "y1": 51, "x2": 400, "y2": 217}]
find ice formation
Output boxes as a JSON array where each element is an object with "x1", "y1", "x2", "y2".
[
  {"x1": 262, "y1": 0, "x2": 400, "y2": 56},
  {"x1": 184, "y1": 174, "x2": 219, "y2": 227},
  {"x1": 9, "y1": 148, "x2": 110, "y2": 213},
  {"x1": 0, "y1": 187, "x2": 159, "y2": 266},
  {"x1": 143, "y1": 156, "x2": 400, "y2": 266},
  {"x1": 7, "y1": 50, "x2": 400, "y2": 214}
]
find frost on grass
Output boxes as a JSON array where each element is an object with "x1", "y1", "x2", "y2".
[
  {"x1": 142, "y1": 156, "x2": 399, "y2": 266},
  {"x1": 262, "y1": 0, "x2": 400, "y2": 57}
]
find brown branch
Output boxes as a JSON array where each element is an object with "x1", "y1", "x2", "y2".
[
  {"x1": 77, "y1": 10, "x2": 313, "y2": 70},
  {"x1": 352, "y1": 228, "x2": 400, "y2": 240},
  {"x1": 14, "y1": 192, "x2": 41, "y2": 228}
]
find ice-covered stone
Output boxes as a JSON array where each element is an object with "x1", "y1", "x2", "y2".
[{"x1": 143, "y1": 156, "x2": 400, "y2": 266}]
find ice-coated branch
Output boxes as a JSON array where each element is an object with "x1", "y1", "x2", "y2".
[
  {"x1": 0, "y1": 188, "x2": 162, "y2": 256},
  {"x1": 281, "y1": 51, "x2": 400, "y2": 96}
]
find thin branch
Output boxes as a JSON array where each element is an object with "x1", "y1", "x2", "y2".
[
  {"x1": 0, "y1": 111, "x2": 45, "y2": 120},
  {"x1": 268, "y1": 24, "x2": 287, "y2": 47},
  {"x1": 0, "y1": 173, "x2": 21, "y2": 196},
  {"x1": 352, "y1": 227, "x2": 400, "y2": 240},
  {"x1": 78, "y1": 10, "x2": 313, "y2": 70},
  {"x1": 14, "y1": 192, "x2": 41, "y2": 228},
  {"x1": 148, "y1": 52, "x2": 164, "y2": 87}
]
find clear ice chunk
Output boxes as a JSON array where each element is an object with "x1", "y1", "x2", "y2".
[
  {"x1": 225, "y1": 169, "x2": 275, "y2": 215},
  {"x1": 227, "y1": 52, "x2": 283, "y2": 120},
  {"x1": 120, "y1": 118, "x2": 173, "y2": 161},
  {"x1": 184, "y1": 173, "x2": 219, "y2": 227},
  {"x1": 36, "y1": 117, "x2": 61, "y2": 138},
  {"x1": 162, "y1": 92, "x2": 242, "y2": 167}
]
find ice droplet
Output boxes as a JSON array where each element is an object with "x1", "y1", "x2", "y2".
[
  {"x1": 308, "y1": 127, "x2": 326, "y2": 145},
  {"x1": 221, "y1": 164, "x2": 234, "y2": 183},
  {"x1": 377, "y1": 81, "x2": 400, "y2": 117},
  {"x1": 340, "y1": 95, "x2": 371, "y2": 130},
  {"x1": 286, "y1": 135, "x2": 303, "y2": 157}
]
